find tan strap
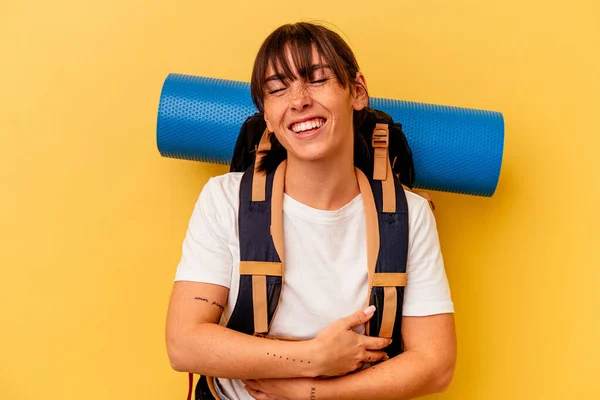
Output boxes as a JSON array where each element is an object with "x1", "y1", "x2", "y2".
[
  {"x1": 371, "y1": 124, "x2": 396, "y2": 212},
  {"x1": 373, "y1": 272, "x2": 405, "y2": 338},
  {"x1": 378, "y1": 287, "x2": 397, "y2": 338},
  {"x1": 265, "y1": 160, "x2": 286, "y2": 331},
  {"x1": 355, "y1": 168, "x2": 380, "y2": 311},
  {"x1": 252, "y1": 275, "x2": 268, "y2": 334},
  {"x1": 252, "y1": 129, "x2": 272, "y2": 202},
  {"x1": 270, "y1": 160, "x2": 286, "y2": 264},
  {"x1": 240, "y1": 261, "x2": 283, "y2": 276},
  {"x1": 372, "y1": 272, "x2": 407, "y2": 287},
  {"x1": 372, "y1": 124, "x2": 389, "y2": 181},
  {"x1": 382, "y1": 153, "x2": 396, "y2": 213},
  {"x1": 242, "y1": 261, "x2": 282, "y2": 334}
]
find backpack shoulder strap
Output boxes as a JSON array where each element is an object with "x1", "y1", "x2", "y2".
[
  {"x1": 356, "y1": 108, "x2": 415, "y2": 189},
  {"x1": 365, "y1": 123, "x2": 409, "y2": 358},
  {"x1": 227, "y1": 130, "x2": 285, "y2": 336}
]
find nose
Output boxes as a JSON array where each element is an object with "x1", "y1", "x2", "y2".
[{"x1": 288, "y1": 82, "x2": 312, "y2": 112}]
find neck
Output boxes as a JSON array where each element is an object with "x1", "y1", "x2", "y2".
[{"x1": 284, "y1": 149, "x2": 359, "y2": 211}]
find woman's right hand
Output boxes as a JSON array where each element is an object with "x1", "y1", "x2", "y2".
[{"x1": 309, "y1": 305, "x2": 392, "y2": 377}]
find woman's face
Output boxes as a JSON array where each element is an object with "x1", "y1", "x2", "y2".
[{"x1": 262, "y1": 46, "x2": 367, "y2": 164}]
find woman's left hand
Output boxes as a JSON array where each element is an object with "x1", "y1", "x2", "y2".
[{"x1": 242, "y1": 377, "x2": 320, "y2": 400}]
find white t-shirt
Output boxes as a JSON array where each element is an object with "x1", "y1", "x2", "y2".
[{"x1": 175, "y1": 172, "x2": 454, "y2": 400}]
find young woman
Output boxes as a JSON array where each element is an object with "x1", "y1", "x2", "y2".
[{"x1": 166, "y1": 22, "x2": 456, "y2": 400}]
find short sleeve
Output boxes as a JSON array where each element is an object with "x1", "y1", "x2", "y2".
[
  {"x1": 402, "y1": 196, "x2": 454, "y2": 316},
  {"x1": 174, "y1": 178, "x2": 234, "y2": 288}
]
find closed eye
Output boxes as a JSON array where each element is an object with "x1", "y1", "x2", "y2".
[{"x1": 268, "y1": 87, "x2": 287, "y2": 94}]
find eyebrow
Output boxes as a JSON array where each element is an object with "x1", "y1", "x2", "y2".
[
  {"x1": 265, "y1": 73, "x2": 286, "y2": 83},
  {"x1": 309, "y1": 63, "x2": 330, "y2": 71},
  {"x1": 264, "y1": 64, "x2": 331, "y2": 83}
]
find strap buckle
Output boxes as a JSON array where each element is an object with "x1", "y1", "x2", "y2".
[{"x1": 372, "y1": 127, "x2": 389, "y2": 148}]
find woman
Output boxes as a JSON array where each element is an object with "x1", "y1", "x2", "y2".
[{"x1": 166, "y1": 22, "x2": 456, "y2": 400}]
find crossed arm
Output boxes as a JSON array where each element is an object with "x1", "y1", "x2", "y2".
[
  {"x1": 166, "y1": 281, "x2": 456, "y2": 400},
  {"x1": 245, "y1": 315, "x2": 455, "y2": 400}
]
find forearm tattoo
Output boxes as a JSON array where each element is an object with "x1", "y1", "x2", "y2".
[
  {"x1": 310, "y1": 387, "x2": 316, "y2": 400},
  {"x1": 193, "y1": 297, "x2": 224, "y2": 311},
  {"x1": 266, "y1": 352, "x2": 311, "y2": 364}
]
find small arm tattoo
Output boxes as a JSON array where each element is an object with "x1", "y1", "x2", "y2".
[
  {"x1": 193, "y1": 297, "x2": 224, "y2": 311},
  {"x1": 266, "y1": 353, "x2": 310, "y2": 364},
  {"x1": 310, "y1": 387, "x2": 316, "y2": 400}
]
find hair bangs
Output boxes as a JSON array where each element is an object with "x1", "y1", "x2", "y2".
[{"x1": 270, "y1": 33, "x2": 314, "y2": 84}]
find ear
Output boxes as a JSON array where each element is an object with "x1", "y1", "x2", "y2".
[
  {"x1": 264, "y1": 113, "x2": 274, "y2": 132},
  {"x1": 352, "y1": 72, "x2": 368, "y2": 111}
]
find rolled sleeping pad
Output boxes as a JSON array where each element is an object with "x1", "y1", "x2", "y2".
[{"x1": 157, "y1": 73, "x2": 504, "y2": 196}]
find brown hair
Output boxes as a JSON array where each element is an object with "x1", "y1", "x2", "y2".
[{"x1": 250, "y1": 22, "x2": 367, "y2": 112}]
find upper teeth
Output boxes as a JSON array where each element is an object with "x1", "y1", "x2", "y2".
[{"x1": 291, "y1": 118, "x2": 325, "y2": 133}]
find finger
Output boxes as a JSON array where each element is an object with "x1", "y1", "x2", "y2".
[
  {"x1": 363, "y1": 335, "x2": 393, "y2": 350},
  {"x1": 242, "y1": 379, "x2": 258, "y2": 390},
  {"x1": 364, "y1": 350, "x2": 389, "y2": 363},
  {"x1": 344, "y1": 305, "x2": 376, "y2": 329}
]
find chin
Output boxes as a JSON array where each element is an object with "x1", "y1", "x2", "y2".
[{"x1": 286, "y1": 142, "x2": 333, "y2": 163}]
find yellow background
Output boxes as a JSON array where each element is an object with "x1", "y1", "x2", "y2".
[{"x1": 2, "y1": 0, "x2": 599, "y2": 399}]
